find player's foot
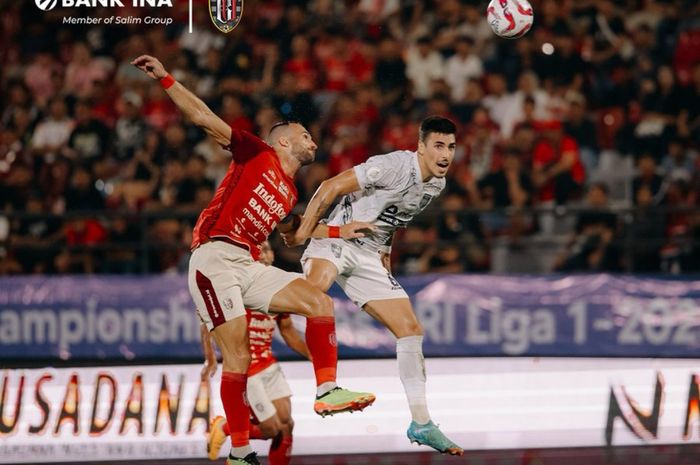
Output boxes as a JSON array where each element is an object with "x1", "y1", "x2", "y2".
[
  {"x1": 407, "y1": 420, "x2": 464, "y2": 456},
  {"x1": 207, "y1": 415, "x2": 228, "y2": 461},
  {"x1": 226, "y1": 452, "x2": 261, "y2": 465},
  {"x1": 314, "y1": 386, "x2": 376, "y2": 417}
]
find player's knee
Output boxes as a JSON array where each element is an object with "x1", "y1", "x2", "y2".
[
  {"x1": 304, "y1": 290, "x2": 333, "y2": 317},
  {"x1": 408, "y1": 321, "x2": 424, "y2": 336},
  {"x1": 220, "y1": 344, "x2": 251, "y2": 371},
  {"x1": 398, "y1": 321, "x2": 423, "y2": 338},
  {"x1": 260, "y1": 419, "x2": 282, "y2": 438},
  {"x1": 284, "y1": 417, "x2": 294, "y2": 434}
]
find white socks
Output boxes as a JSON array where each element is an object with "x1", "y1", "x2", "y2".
[
  {"x1": 316, "y1": 381, "x2": 337, "y2": 397},
  {"x1": 397, "y1": 335, "x2": 431, "y2": 425},
  {"x1": 231, "y1": 445, "x2": 253, "y2": 459}
]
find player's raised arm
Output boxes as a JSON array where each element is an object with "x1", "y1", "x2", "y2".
[
  {"x1": 131, "y1": 55, "x2": 231, "y2": 147},
  {"x1": 292, "y1": 168, "x2": 363, "y2": 243}
]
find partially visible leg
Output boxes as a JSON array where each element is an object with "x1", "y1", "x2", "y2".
[
  {"x1": 211, "y1": 316, "x2": 253, "y2": 459},
  {"x1": 363, "y1": 298, "x2": 463, "y2": 456},
  {"x1": 267, "y1": 397, "x2": 293, "y2": 465},
  {"x1": 268, "y1": 278, "x2": 338, "y2": 391},
  {"x1": 363, "y1": 298, "x2": 429, "y2": 424}
]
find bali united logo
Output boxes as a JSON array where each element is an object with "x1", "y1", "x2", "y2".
[{"x1": 209, "y1": 0, "x2": 243, "y2": 33}]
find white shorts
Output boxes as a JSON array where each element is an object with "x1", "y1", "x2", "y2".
[
  {"x1": 301, "y1": 238, "x2": 408, "y2": 307},
  {"x1": 247, "y1": 363, "x2": 292, "y2": 422},
  {"x1": 188, "y1": 241, "x2": 299, "y2": 331}
]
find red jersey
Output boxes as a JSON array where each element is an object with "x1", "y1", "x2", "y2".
[
  {"x1": 247, "y1": 310, "x2": 288, "y2": 376},
  {"x1": 191, "y1": 128, "x2": 298, "y2": 259},
  {"x1": 532, "y1": 135, "x2": 585, "y2": 203}
]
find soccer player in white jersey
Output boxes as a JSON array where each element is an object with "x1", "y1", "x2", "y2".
[{"x1": 283, "y1": 116, "x2": 463, "y2": 455}]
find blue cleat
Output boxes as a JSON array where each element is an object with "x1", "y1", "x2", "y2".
[{"x1": 407, "y1": 420, "x2": 464, "y2": 456}]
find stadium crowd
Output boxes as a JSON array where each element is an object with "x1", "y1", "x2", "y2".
[{"x1": 0, "y1": 0, "x2": 699, "y2": 275}]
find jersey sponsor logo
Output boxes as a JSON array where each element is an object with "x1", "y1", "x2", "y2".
[
  {"x1": 252, "y1": 182, "x2": 288, "y2": 218},
  {"x1": 331, "y1": 243, "x2": 342, "y2": 259},
  {"x1": 377, "y1": 205, "x2": 409, "y2": 228},
  {"x1": 209, "y1": 0, "x2": 243, "y2": 33},
  {"x1": 419, "y1": 193, "x2": 433, "y2": 209},
  {"x1": 35, "y1": 0, "x2": 57, "y2": 11}
]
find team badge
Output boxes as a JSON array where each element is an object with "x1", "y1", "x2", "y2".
[{"x1": 209, "y1": 0, "x2": 243, "y2": 33}]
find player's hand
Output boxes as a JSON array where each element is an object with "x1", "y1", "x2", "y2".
[
  {"x1": 131, "y1": 55, "x2": 168, "y2": 80},
  {"x1": 277, "y1": 214, "x2": 301, "y2": 234},
  {"x1": 282, "y1": 230, "x2": 308, "y2": 248},
  {"x1": 340, "y1": 221, "x2": 375, "y2": 239},
  {"x1": 200, "y1": 356, "x2": 218, "y2": 381}
]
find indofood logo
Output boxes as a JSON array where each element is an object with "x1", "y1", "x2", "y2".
[{"x1": 35, "y1": 0, "x2": 58, "y2": 10}]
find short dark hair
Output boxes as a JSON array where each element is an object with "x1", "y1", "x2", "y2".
[
  {"x1": 268, "y1": 120, "x2": 299, "y2": 135},
  {"x1": 267, "y1": 120, "x2": 303, "y2": 143},
  {"x1": 419, "y1": 116, "x2": 457, "y2": 142}
]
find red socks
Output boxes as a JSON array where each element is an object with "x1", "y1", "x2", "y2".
[
  {"x1": 304, "y1": 316, "x2": 338, "y2": 385},
  {"x1": 268, "y1": 434, "x2": 293, "y2": 465},
  {"x1": 220, "y1": 372, "x2": 249, "y2": 447}
]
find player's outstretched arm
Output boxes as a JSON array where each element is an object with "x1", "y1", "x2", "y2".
[
  {"x1": 131, "y1": 55, "x2": 231, "y2": 147},
  {"x1": 293, "y1": 168, "x2": 363, "y2": 243},
  {"x1": 277, "y1": 316, "x2": 310, "y2": 360}
]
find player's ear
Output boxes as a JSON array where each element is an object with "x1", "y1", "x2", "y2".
[
  {"x1": 417, "y1": 139, "x2": 426, "y2": 154},
  {"x1": 278, "y1": 136, "x2": 291, "y2": 148}
]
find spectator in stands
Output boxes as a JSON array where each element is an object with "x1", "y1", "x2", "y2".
[
  {"x1": 66, "y1": 99, "x2": 111, "y2": 162},
  {"x1": 627, "y1": 185, "x2": 664, "y2": 272},
  {"x1": 64, "y1": 42, "x2": 108, "y2": 99},
  {"x1": 30, "y1": 97, "x2": 74, "y2": 163},
  {"x1": 555, "y1": 183, "x2": 623, "y2": 272},
  {"x1": 532, "y1": 120, "x2": 585, "y2": 206},
  {"x1": 478, "y1": 149, "x2": 534, "y2": 238},
  {"x1": 632, "y1": 153, "x2": 664, "y2": 205},
  {"x1": 564, "y1": 93, "x2": 598, "y2": 173},
  {"x1": 444, "y1": 36, "x2": 483, "y2": 103},
  {"x1": 64, "y1": 165, "x2": 104, "y2": 211},
  {"x1": 405, "y1": 36, "x2": 445, "y2": 103},
  {"x1": 114, "y1": 91, "x2": 148, "y2": 161},
  {"x1": 661, "y1": 138, "x2": 696, "y2": 184}
]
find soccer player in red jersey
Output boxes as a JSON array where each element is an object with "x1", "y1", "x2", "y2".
[
  {"x1": 132, "y1": 55, "x2": 375, "y2": 465},
  {"x1": 202, "y1": 242, "x2": 308, "y2": 465}
]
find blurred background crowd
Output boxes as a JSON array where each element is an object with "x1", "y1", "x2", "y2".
[{"x1": 1, "y1": 0, "x2": 699, "y2": 275}]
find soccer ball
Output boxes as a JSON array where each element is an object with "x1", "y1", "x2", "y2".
[{"x1": 486, "y1": 0, "x2": 534, "y2": 39}]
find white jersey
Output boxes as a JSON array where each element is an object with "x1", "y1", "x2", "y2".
[{"x1": 325, "y1": 150, "x2": 445, "y2": 252}]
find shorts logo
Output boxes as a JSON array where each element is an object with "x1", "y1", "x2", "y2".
[
  {"x1": 331, "y1": 243, "x2": 342, "y2": 259},
  {"x1": 329, "y1": 333, "x2": 337, "y2": 347},
  {"x1": 209, "y1": 0, "x2": 243, "y2": 33},
  {"x1": 223, "y1": 298, "x2": 234, "y2": 311},
  {"x1": 255, "y1": 402, "x2": 264, "y2": 413},
  {"x1": 35, "y1": 0, "x2": 58, "y2": 10},
  {"x1": 387, "y1": 273, "x2": 401, "y2": 290}
]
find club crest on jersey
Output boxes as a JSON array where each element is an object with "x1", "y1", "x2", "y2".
[
  {"x1": 209, "y1": 0, "x2": 243, "y2": 33},
  {"x1": 419, "y1": 193, "x2": 433, "y2": 209}
]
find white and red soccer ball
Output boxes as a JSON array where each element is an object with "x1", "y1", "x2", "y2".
[{"x1": 486, "y1": 0, "x2": 534, "y2": 39}]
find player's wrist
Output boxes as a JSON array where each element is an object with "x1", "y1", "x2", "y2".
[
  {"x1": 328, "y1": 225, "x2": 340, "y2": 238},
  {"x1": 160, "y1": 74, "x2": 175, "y2": 89}
]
